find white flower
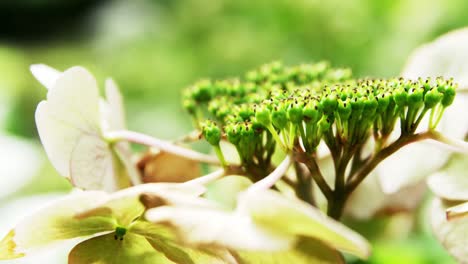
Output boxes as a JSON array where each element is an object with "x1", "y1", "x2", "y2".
[
  {"x1": 0, "y1": 183, "x2": 229, "y2": 263},
  {"x1": 31, "y1": 65, "x2": 140, "y2": 192}
]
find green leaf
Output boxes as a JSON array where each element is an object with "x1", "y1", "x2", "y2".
[
  {"x1": 428, "y1": 153, "x2": 468, "y2": 201},
  {"x1": 205, "y1": 175, "x2": 253, "y2": 210},
  {"x1": 68, "y1": 233, "x2": 173, "y2": 264},
  {"x1": 235, "y1": 238, "x2": 344, "y2": 264},
  {"x1": 239, "y1": 190, "x2": 371, "y2": 259}
]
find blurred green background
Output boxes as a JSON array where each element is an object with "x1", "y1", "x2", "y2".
[{"x1": 0, "y1": 0, "x2": 464, "y2": 263}]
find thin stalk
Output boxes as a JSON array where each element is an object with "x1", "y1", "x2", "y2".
[
  {"x1": 346, "y1": 131, "x2": 434, "y2": 194},
  {"x1": 294, "y1": 162, "x2": 315, "y2": 206},
  {"x1": 184, "y1": 169, "x2": 225, "y2": 186},
  {"x1": 105, "y1": 130, "x2": 222, "y2": 165},
  {"x1": 295, "y1": 152, "x2": 333, "y2": 200},
  {"x1": 214, "y1": 145, "x2": 228, "y2": 167},
  {"x1": 248, "y1": 155, "x2": 292, "y2": 192}
]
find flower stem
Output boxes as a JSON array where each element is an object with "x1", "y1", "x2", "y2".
[
  {"x1": 214, "y1": 145, "x2": 228, "y2": 167},
  {"x1": 295, "y1": 151, "x2": 333, "y2": 200},
  {"x1": 346, "y1": 131, "x2": 434, "y2": 195},
  {"x1": 429, "y1": 130, "x2": 468, "y2": 153},
  {"x1": 184, "y1": 169, "x2": 225, "y2": 185},
  {"x1": 247, "y1": 155, "x2": 292, "y2": 192},
  {"x1": 105, "y1": 130, "x2": 222, "y2": 165}
]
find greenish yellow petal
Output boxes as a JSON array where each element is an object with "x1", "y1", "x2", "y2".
[
  {"x1": 146, "y1": 206, "x2": 294, "y2": 251},
  {"x1": 239, "y1": 190, "x2": 370, "y2": 259},
  {"x1": 1, "y1": 191, "x2": 116, "y2": 258},
  {"x1": 68, "y1": 233, "x2": 173, "y2": 264},
  {"x1": 130, "y1": 221, "x2": 232, "y2": 264},
  {"x1": 205, "y1": 175, "x2": 253, "y2": 210},
  {"x1": 235, "y1": 238, "x2": 344, "y2": 264}
]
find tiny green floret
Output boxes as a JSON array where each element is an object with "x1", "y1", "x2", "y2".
[{"x1": 114, "y1": 226, "x2": 127, "y2": 241}]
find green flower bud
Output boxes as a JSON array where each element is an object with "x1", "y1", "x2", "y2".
[
  {"x1": 202, "y1": 120, "x2": 222, "y2": 146},
  {"x1": 192, "y1": 80, "x2": 213, "y2": 103},
  {"x1": 441, "y1": 85, "x2": 456, "y2": 107},
  {"x1": 238, "y1": 104, "x2": 254, "y2": 121},
  {"x1": 424, "y1": 89, "x2": 443, "y2": 108},
  {"x1": 407, "y1": 87, "x2": 424, "y2": 108},
  {"x1": 288, "y1": 100, "x2": 304, "y2": 124},
  {"x1": 320, "y1": 93, "x2": 338, "y2": 114},
  {"x1": 337, "y1": 99, "x2": 352, "y2": 120},
  {"x1": 183, "y1": 99, "x2": 196, "y2": 114},
  {"x1": 303, "y1": 101, "x2": 321, "y2": 123},
  {"x1": 393, "y1": 88, "x2": 408, "y2": 107},
  {"x1": 115, "y1": 226, "x2": 127, "y2": 240},
  {"x1": 376, "y1": 93, "x2": 390, "y2": 113},
  {"x1": 240, "y1": 122, "x2": 255, "y2": 140},
  {"x1": 254, "y1": 104, "x2": 271, "y2": 126},
  {"x1": 271, "y1": 106, "x2": 288, "y2": 130},
  {"x1": 226, "y1": 124, "x2": 241, "y2": 145}
]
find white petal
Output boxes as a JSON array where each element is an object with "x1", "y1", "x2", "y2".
[
  {"x1": 35, "y1": 66, "x2": 101, "y2": 177},
  {"x1": 69, "y1": 134, "x2": 129, "y2": 191},
  {"x1": 375, "y1": 141, "x2": 448, "y2": 194},
  {"x1": 427, "y1": 154, "x2": 468, "y2": 201},
  {"x1": 430, "y1": 198, "x2": 468, "y2": 263},
  {"x1": 30, "y1": 64, "x2": 61, "y2": 90},
  {"x1": 402, "y1": 27, "x2": 468, "y2": 88},
  {"x1": 345, "y1": 172, "x2": 386, "y2": 219},
  {"x1": 104, "y1": 78, "x2": 126, "y2": 131}
]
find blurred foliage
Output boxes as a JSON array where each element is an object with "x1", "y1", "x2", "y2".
[{"x1": 1, "y1": 0, "x2": 468, "y2": 262}]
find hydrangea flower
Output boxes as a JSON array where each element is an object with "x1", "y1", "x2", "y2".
[
  {"x1": 31, "y1": 64, "x2": 140, "y2": 191},
  {"x1": 0, "y1": 183, "x2": 230, "y2": 263},
  {"x1": 31, "y1": 65, "x2": 220, "y2": 192}
]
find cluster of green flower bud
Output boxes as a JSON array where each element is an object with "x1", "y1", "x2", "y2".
[{"x1": 182, "y1": 61, "x2": 457, "y2": 165}]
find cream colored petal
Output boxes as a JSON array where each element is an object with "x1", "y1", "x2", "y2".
[
  {"x1": 431, "y1": 198, "x2": 468, "y2": 263},
  {"x1": 69, "y1": 134, "x2": 130, "y2": 191},
  {"x1": 428, "y1": 153, "x2": 468, "y2": 201},
  {"x1": 30, "y1": 64, "x2": 61, "y2": 90},
  {"x1": 104, "y1": 78, "x2": 126, "y2": 131},
  {"x1": 35, "y1": 66, "x2": 101, "y2": 177}
]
